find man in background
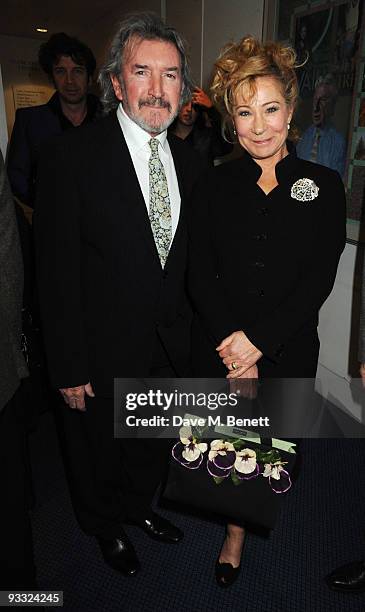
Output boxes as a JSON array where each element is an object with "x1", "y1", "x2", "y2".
[
  {"x1": 296, "y1": 74, "x2": 346, "y2": 177},
  {"x1": 170, "y1": 86, "x2": 232, "y2": 167},
  {"x1": 7, "y1": 32, "x2": 101, "y2": 208}
]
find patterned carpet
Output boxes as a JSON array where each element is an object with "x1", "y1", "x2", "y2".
[{"x1": 30, "y1": 410, "x2": 365, "y2": 612}]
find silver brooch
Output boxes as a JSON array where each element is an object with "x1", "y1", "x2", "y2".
[{"x1": 291, "y1": 178, "x2": 319, "y2": 202}]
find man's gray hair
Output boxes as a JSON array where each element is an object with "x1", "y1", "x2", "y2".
[
  {"x1": 315, "y1": 73, "x2": 338, "y2": 98},
  {"x1": 98, "y1": 12, "x2": 193, "y2": 113}
]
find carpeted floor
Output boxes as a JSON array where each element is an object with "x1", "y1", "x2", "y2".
[{"x1": 30, "y1": 410, "x2": 365, "y2": 612}]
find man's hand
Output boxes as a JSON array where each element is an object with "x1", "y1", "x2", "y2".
[
  {"x1": 216, "y1": 330, "x2": 262, "y2": 379},
  {"x1": 59, "y1": 382, "x2": 95, "y2": 412},
  {"x1": 360, "y1": 363, "x2": 365, "y2": 388},
  {"x1": 192, "y1": 87, "x2": 213, "y2": 109}
]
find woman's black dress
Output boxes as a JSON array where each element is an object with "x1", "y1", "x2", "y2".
[
  {"x1": 185, "y1": 144, "x2": 346, "y2": 527},
  {"x1": 188, "y1": 144, "x2": 346, "y2": 379}
]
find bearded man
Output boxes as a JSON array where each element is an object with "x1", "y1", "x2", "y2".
[{"x1": 35, "y1": 13, "x2": 201, "y2": 576}]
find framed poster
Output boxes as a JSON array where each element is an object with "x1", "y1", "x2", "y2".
[
  {"x1": 278, "y1": 0, "x2": 365, "y2": 242},
  {"x1": 347, "y1": 22, "x2": 365, "y2": 240},
  {"x1": 12, "y1": 85, "x2": 50, "y2": 111}
]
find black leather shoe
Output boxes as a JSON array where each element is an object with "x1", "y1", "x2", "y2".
[
  {"x1": 131, "y1": 512, "x2": 183, "y2": 543},
  {"x1": 97, "y1": 531, "x2": 140, "y2": 576},
  {"x1": 215, "y1": 558, "x2": 241, "y2": 588},
  {"x1": 325, "y1": 560, "x2": 365, "y2": 593}
]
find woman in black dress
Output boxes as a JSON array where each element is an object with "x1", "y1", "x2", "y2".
[{"x1": 188, "y1": 37, "x2": 346, "y2": 586}]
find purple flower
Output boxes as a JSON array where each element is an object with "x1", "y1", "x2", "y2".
[
  {"x1": 208, "y1": 439, "x2": 236, "y2": 470},
  {"x1": 234, "y1": 448, "x2": 259, "y2": 480},
  {"x1": 262, "y1": 462, "x2": 292, "y2": 493},
  {"x1": 171, "y1": 426, "x2": 207, "y2": 469}
]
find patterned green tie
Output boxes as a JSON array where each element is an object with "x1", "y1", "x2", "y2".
[{"x1": 148, "y1": 138, "x2": 172, "y2": 267}]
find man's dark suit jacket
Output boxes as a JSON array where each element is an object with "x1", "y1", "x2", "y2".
[
  {"x1": 34, "y1": 113, "x2": 201, "y2": 397},
  {"x1": 7, "y1": 93, "x2": 101, "y2": 207}
]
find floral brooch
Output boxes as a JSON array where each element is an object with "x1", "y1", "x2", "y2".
[{"x1": 291, "y1": 178, "x2": 319, "y2": 202}]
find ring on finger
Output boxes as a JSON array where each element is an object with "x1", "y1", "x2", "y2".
[{"x1": 231, "y1": 362, "x2": 238, "y2": 370}]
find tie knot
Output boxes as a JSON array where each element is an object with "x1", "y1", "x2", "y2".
[{"x1": 149, "y1": 138, "x2": 159, "y2": 153}]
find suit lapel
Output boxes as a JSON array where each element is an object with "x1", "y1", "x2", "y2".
[
  {"x1": 165, "y1": 135, "x2": 186, "y2": 268},
  {"x1": 103, "y1": 116, "x2": 186, "y2": 268},
  {"x1": 105, "y1": 114, "x2": 160, "y2": 261}
]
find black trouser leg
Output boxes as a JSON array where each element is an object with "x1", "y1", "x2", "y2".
[
  {"x1": 56, "y1": 394, "x2": 171, "y2": 536},
  {"x1": 55, "y1": 335, "x2": 177, "y2": 537},
  {"x1": 55, "y1": 395, "x2": 126, "y2": 538}
]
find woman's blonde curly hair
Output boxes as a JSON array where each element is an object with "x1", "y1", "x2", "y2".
[{"x1": 211, "y1": 36, "x2": 299, "y2": 140}]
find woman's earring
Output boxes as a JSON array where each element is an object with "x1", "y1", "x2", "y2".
[
  {"x1": 233, "y1": 127, "x2": 237, "y2": 135},
  {"x1": 287, "y1": 123, "x2": 291, "y2": 130}
]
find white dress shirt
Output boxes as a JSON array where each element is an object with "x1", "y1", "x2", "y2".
[{"x1": 116, "y1": 103, "x2": 181, "y2": 240}]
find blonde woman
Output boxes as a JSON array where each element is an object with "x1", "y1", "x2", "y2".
[{"x1": 188, "y1": 37, "x2": 346, "y2": 587}]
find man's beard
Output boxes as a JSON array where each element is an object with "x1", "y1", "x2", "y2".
[{"x1": 122, "y1": 90, "x2": 178, "y2": 134}]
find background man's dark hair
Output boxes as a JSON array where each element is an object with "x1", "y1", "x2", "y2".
[{"x1": 38, "y1": 33, "x2": 96, "y2": 78}]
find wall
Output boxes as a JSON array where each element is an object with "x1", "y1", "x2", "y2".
[
  {"x1": 317, "y1": 242, "x2": 364, "y2": 422},
  {"x1": 202, "y1": 0, "x2": 264, "y2": 87},
  {"x1": 0, "y1": 34, "x2": 54, "y2": 144},
  {"x1": 167, "y1": 0, "x2": 265, "y2": 88},
  {"x1": 166, "y1": 0, "x2": 202, "y2": 85}
]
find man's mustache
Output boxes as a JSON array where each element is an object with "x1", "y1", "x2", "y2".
[{"x1": 139, "y1": 97, "x2": 171, "y2": 111}]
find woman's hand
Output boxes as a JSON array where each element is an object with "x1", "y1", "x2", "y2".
[
  {"x1": 216, "y1": 330, "x2": 262, "y2": 378},
  {"x1": 229, "y1": 364, "x2": 258, "y2": 399}
]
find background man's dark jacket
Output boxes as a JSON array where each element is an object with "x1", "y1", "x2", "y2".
[{"x1": 7, "y1": 92, "x2": 101, "y2": 207}]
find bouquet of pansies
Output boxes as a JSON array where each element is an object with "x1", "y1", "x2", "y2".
[{"x1": 172, "y1": 425, "x2": 292, "y2": 494}]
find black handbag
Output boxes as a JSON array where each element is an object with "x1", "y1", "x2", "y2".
[{"x1": 163, "y1": 417, "x2": 297, "y2": 530}]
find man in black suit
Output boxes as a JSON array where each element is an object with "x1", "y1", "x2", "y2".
[
  {"x1": 34, "y1": 13, "x2": 201, "y2": 576},
  {"x1": 7, "y1": 32, "x2": 101, "y2": 208}
]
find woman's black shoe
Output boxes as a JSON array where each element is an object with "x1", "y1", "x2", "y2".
[
  {"x1": 215, "y1": 558, "x2": 241, "y2": 588},
  {"x1": 215, "y1": 529, "x2": 246, "y2": 588}
]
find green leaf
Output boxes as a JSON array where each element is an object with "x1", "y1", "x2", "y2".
[
  {"x1": 233, "y1": 439, "x2": 245, "y2": 451},
  {"x1": 192, "y1": 425, "x2": 210, "y2": 440},
  {"x1": 230, "y1": 470, "x2": 242, "y2": 486},
  {"x1": 213, "y1": 476, "x2": 225, "y2": 485},
  {"x1": 256, "y1": 448, "x2": 281, "y2": 464}
]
